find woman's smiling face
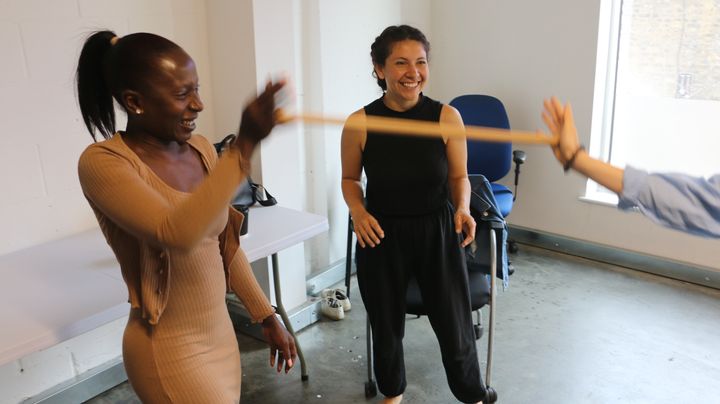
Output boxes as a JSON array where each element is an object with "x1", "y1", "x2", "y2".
[
  {"x1": 132, "y1": 49, "x2": 204, "y2": 144},
  {"x1": 374, "y1": 39, "x2": 428, "y2": 110}
]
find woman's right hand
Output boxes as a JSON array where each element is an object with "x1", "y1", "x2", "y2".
[
  {"x1": 542, "y1": 96, "x2": 581, "y2": 166},
  {"x1": 351, "y1": 208, "x2": 384, "y2": 248},
  {"x1": 234, "y1": 80, "x2": 287, "y2": 154}
]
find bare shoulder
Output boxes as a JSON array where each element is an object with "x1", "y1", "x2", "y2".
[
  {"x1": 440, "y1": 104, "x2": 463, "y2": 123},
  {"x1": 439, "y1": 104, "x2": 464, "y2": 144},
  {"x1": 342, "y1": 108, "x2": 367, "y2": 147},
  {"x1": 345, "y1": 108, "x2": 367, "y2": 124}
]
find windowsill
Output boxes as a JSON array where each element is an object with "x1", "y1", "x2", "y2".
[{"x1": 579, "y1": 191, "x2": 618, "y2": 208}]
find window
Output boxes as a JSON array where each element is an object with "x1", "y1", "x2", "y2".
[{"x1": 588, "y1": 0, "x2": 720, "y2": 204}]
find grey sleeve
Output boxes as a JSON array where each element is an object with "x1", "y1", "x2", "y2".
[{"x1": 617, "y1": 166, "x2": 720, "y2": 238}]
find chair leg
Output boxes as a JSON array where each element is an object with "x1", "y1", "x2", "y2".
[
  {"x1": 365, "y1": 316, "x2": 377, "y2": 397},
  {"x1": 345, "y1": 215, "x2": 353, "y2": 298},
  {"x1": 508, "y1": 239, "x2": 519, "y2": 254},
  {"x1": 485, "y1": 229, "x2": 498, "y2": 390},
  {"x1": 484, "y1": 387, "x2": 498, "y2": 403},
  {"x1": 473, "y1": 309, "x2": 483, "y2": 340},
  {"x1": 507, "y1": 239, "x2": 516, "y2": 275}
]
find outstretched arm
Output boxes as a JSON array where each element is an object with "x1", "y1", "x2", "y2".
[
  {"x1": 619, "y1": 167, "x2": 720, "y2": 238},
  {"x1": 542, "y1": 96, "x2": 720, "y2": 238},
  {"x1": 542, "y1": 97, "x2": 624, "y2": 193},
  {"x1": 79, "y1": 81, "x2": 285, "y2": 251},
  {"x1": 79, "y1": 141, "x2": 247, "y2": 251}
]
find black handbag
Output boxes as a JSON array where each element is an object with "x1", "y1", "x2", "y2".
[
  {"x1": 231, "y1": 180, "x2": 277, "y2": 209},
  {"x1": 215, "y1": 134, "x2": 277, "y2": 234}
]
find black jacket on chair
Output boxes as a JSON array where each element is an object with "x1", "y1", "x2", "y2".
[{"x1": 466, "y1": 175, "x2": 509, "y2": 288}]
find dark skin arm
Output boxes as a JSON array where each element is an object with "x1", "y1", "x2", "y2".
[
  {"x1": 262, "y1": 314, "x2": 297, "y2": 373},
  {"x1": 230, "y1": 80, "x2": 298, "y2": 373}
]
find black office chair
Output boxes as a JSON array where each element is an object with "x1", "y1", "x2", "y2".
[{"x1": 344, "y1": 177, "x2": 502, "y2": 402}]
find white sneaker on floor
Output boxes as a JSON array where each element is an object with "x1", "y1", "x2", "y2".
[
  {"x1": 320, "y1": 288, "x2": 351, "y2": 312},
  {"x1": 320, "y1": 297, "x2": 344, "y2": 320}
]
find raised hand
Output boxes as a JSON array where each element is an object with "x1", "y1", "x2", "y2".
[
  {"x1": 235, "y1": 80, "x2": 287, "y2": 154},
  {"x1": 542, "y1": 97, "x2": 581, "y2": 165}
]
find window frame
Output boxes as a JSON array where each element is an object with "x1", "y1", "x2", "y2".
[{"x1": 585, "y1": 0, "x2": 625, "y2": 205}]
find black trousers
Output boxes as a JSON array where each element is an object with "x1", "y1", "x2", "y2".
[{"x1": 356, "y1": 203, "x2": 486, "y2": 403}]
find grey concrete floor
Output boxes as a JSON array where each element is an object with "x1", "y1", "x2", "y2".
[{"x1": 86, "y1": 245, "x2": 720, "y2": 404}]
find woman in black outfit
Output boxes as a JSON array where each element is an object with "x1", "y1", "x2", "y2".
[{"x1": 340, "y1": 25, "x2": 485, "y2": 404}]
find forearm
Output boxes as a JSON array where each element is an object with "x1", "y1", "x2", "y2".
[
  {"x1": 449, "y1": 176, "x2": 471, "y2": 212},
  {"x1": 80, "y1": 146, "x2": 247, "y2": 251},
  {"x1": 227, "y1": 248, "x2": 275, "y2": 323},
  {"x1": 151, "y1": 149, "x2": 247, "y2": 248},
  {"x1": 570, "y1": 150, "x2": 625, "y2": 194},
  {"x1": 342, "y1": 179, "x2": 366, "y2": 215}
]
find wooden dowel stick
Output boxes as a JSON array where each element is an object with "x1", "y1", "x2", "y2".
[{"x1": 279, "y1": 112, "x2": 558, "y2": 145}]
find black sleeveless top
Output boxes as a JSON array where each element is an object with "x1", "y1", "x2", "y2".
[{"x1": 362, "y1": 95, "x2": 448, "y2": 216}]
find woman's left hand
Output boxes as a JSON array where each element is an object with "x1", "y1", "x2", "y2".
[
  {"x1": 454, "y1": 208, "x2": 476, "y2": 247},
  {"x1": 261, "y1": 314, "x2": 297, "y2": 373}
]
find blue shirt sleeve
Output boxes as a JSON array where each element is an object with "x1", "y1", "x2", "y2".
[{"x1": 618, "y1": 166, "x2": 720, "y2": 238}]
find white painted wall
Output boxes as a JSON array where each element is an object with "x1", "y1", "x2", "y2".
[
  {"x1": 251, "y1": 0, "x2": 308, "y2": 308},
  {"x1": 205, "y1": 0, "x2": 256, "y2": 143},
  {"x1": 429, "y1": 0, "x2": 719, "y2": 271},
  {"x1": 0, "y1": 318, "x2": 127, "y2": 404},
  {"x1": 0, "y1": 0, "x2": 216, "y2": 257},
  {"x1": 315, "y1": 0, "x2": 390, "y2": 267},
  {"x1": 0, "y1": 1, "x2": 216, "y2": 401}
]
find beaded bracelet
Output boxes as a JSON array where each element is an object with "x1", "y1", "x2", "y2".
[{"x1": 563, "y1": 145, "x2": 585, "y2": 173}]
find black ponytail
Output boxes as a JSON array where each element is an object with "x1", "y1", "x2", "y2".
[{"x1": 76, "y1": 30, "x2": 117, "y2": 141}]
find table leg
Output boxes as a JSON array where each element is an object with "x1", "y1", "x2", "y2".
[{"x1": 271, "y1": 253, "x2": 309, "y2": 381}]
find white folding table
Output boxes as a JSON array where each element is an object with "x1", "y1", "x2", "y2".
[{"x1": 0, "y1": 205, "x2": 328, "y2": 384}]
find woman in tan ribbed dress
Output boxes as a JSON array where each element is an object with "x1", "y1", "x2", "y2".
[{"x1": 75, "y1": 31, "x2": 295, "y2": 403}]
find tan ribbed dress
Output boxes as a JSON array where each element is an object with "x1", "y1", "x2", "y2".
[{"x1": 78, "y1": 133, "x2": 274, "y2": 403}]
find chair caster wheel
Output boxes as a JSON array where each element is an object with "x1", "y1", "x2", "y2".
[
  {"x1": 365, "y1": 380, "x2": 378, "y2": 398},
  {"x1": 301, "y1": 374, "x2": 309, "y2": 382},
  {"x1": 473, "y1": 324, "x2": 483, "y2": 340},
  {"x1": 484, "y1": 386, "x2": 498, "y2": 403}
]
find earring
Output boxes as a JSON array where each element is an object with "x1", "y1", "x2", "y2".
[{"x1": 135, "y1": 109, "x2": 142, "y2": 115}]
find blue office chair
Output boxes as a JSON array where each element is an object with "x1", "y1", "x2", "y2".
[{"x1": 449, "y1": 95, "x2": 526, "y2": 253}]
